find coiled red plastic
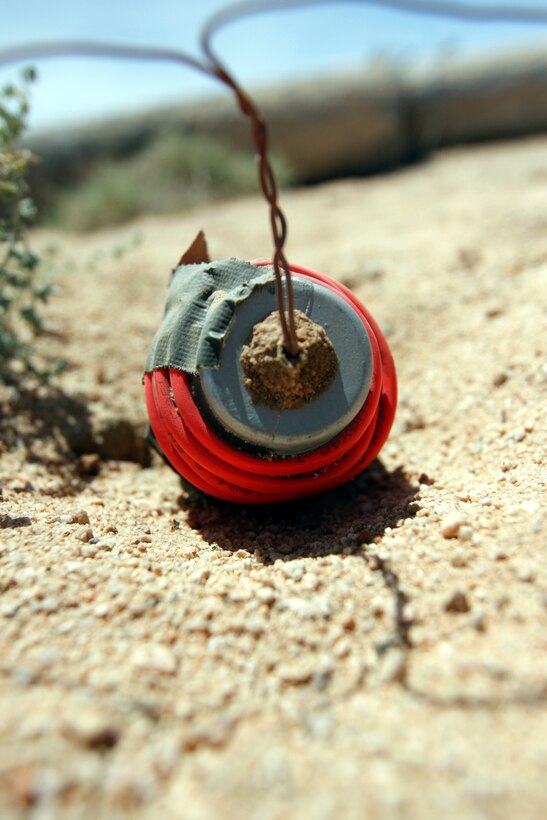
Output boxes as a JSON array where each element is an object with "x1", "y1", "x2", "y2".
[{"x1": 145, "y1": 261, "x2": 397, "y2": 504}]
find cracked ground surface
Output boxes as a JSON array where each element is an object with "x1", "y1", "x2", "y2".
[{"x1": 0, "y1": 135, "x2": 546, "y2": 819}]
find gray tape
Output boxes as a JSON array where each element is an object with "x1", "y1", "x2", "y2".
[{"x1": 144, "y1": 258, "x2": 275, "y2": 373}]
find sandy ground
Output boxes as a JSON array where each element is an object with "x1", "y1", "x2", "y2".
[{"x1": 1, "y1": 135, "x2": 546, "y2": 819}]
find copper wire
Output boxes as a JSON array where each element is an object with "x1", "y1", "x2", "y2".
[{"x1": 212, "y1": 66, "x2": 299, "y2": 355}]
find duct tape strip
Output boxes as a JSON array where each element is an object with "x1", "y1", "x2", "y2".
[{"x1": 145, "y1": 258, "x2": 275, "y2": 373}]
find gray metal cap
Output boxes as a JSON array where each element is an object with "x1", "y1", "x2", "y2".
[{"x1": 193, "y1": 274, "x2": 372, "y2": 455}]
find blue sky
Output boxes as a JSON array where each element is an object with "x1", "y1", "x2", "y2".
[{"x1": 1, "y1": 0, "x2": 547, "y2": 132}]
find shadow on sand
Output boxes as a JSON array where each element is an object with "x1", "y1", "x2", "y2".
[
  {"x1": 1, "y1": 381, "x2": 150, "y2": 469},
  {"x1": 0, "y1": 385, "x2": 94, "y2": 465},
  {"x1": 184, "y1": 460, "x2": 419, "y2": 563}
]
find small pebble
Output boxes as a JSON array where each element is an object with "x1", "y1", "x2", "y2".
[
  {"x1": 256, "y1": 587, "x2": 277, "y2": 605},
  {"x1": 75, "y1": 526, "x2": 94, "y2": 543},
  {"x1": 471, "y1": 611, "x2": 486, "y2": 632},
  {"x1": 131, "y1": 643, "x2": 178, "y2": 675},
  {"x1": 516, "y1": 563, "x2": 536, "y2": 583},
  {"x1": 282, "y1": 562, "x2": 305, "y2": 581},
  {"x1": 61, "y1": 707, "x2": 119, "y2": 749},
  {"x1": 441, "y1": 512, "x2": 468, "y2": 539},
  {"x1": 370, "y1": 595, "x2": 386, "y2": 617},
  {"x1": 37, "y1": 596, "x2": 60, "y2": 613},
  {"x1": 492, "y1": 371, "x2": 508, "y2": 387},
  {"x1": 444, "y1": 590, "x2": 471, "y2": 613},
  {"x1": 277, "y1": 660, "x2": 315, "y2": 685},
  {"x1": 450, "y1": 550, "x2": 468, "y2": 568},
  {"x1": 69, "y1": 510, "x2": 90, "y2": 525},
  {"x1": 77, "y1": 453, "x2": 101, "y2": 475},
  {"x1": 96, "y1": 541, "x2": 113, "y2": 552},
  {"x1": 377, "y1": 647, "x2": 407, "y2": 683}
]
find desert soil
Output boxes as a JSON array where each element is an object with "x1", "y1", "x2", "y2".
[{"x1": 1, "y1": 135, "x2": 546, "y2": 820}]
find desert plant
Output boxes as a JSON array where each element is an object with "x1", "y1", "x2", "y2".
[
  {"x1": 0, "y1": 68, "x2": 58, "y2": 382},
  {"x1": 54, "y1": 129, "x2": 293, "y2": 232}
]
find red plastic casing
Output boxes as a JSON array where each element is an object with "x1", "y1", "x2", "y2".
[{"x1": 144, "y1": 261, "x2": 397, "y2": 504}]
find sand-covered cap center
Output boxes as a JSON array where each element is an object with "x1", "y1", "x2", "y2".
[{"x1": 240, "y1": 309, "x2": 338, "y2": 410}]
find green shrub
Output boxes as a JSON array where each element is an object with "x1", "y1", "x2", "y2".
[
  {"x1": 55, "y1": 129, "x2": 293, "y2": 231},
  {"x1": 0, "y1": 68, "x2": 58, "y2": 382}
]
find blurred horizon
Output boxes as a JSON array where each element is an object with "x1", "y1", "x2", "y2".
[{"x1": 3, "y1": 0, "x2": 547, "y2": 134}]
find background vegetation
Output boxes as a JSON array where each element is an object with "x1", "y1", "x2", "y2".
[
  {"x1": 49, "y1": 130, "x2": 293, "y2": 232},
  {"x1": 0, "y1": 69, "x2": 58, "y2": 382}
]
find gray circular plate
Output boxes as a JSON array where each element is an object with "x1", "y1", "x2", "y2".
[{"x1": 194, "y1": 274, "x2": 372, "y2": 455}]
